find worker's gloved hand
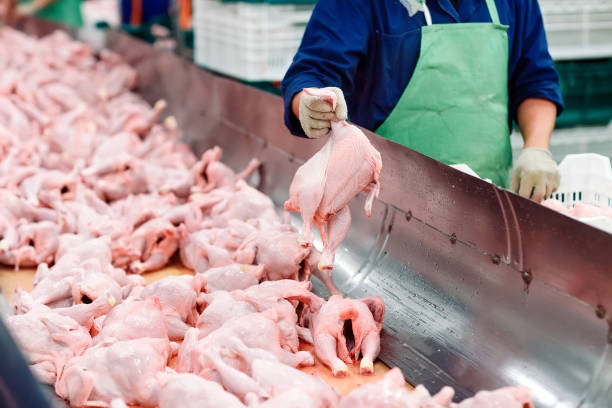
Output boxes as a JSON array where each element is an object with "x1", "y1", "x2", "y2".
[
  {"x1": 510, "y1": 147, "x2": 560, "y2": 202},
  {"x1": 299, "y1": 87, "x2": 348, "y2": 138}
]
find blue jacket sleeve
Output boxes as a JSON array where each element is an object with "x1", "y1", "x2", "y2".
[
  {"x1": 280, "y1": 0, "x2": 371, "y2": 137},
  {"x1": 508, "y1": 0, "x2": 564, "y2": 123}
]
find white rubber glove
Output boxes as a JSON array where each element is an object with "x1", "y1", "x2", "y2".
[
  {"x1": 510, "y1": 147, "x2": 560, "y2": 202},
  {"x1": 299, "y1": 87, "x2": 348, "y2": 138}
]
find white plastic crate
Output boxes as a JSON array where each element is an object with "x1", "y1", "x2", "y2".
[
  {"x1": 193, "y1": 0, "x2": 314, "y2": 81},
  {"x1": 549, "y1": 153, "x2": 612, "y2": 233},
  {"x1": 539, "y1": 0, "x2": 612, "y2": 60}
]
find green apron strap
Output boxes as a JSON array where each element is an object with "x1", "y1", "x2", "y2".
[{"x1": 484, "y1": 0, "x2": 501, "y2": 25}]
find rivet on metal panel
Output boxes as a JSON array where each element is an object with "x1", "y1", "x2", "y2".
[
  {"x1": 288, "y1": 155, "x2": 295, "y2": 163},
  {"x1": 491, "y1": 254, "x2": 501, "y2": 265},
  {"x1": 522, "y1": 270, "x2": 533, "y2": 288},
  {"x1": 449, "y1": 233, "x2": 457, "y2": 244},
  {"x1": 405, "y1": 210, "x2": 412, "y2": 222},
  {"x1": 595, "y1": 304, "x2": 606, "y2": 319}
]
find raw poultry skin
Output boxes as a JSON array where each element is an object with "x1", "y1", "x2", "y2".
[
  {"x1": 284, "y1": 87, "x2": 382, "y2": 286},
  {"x1": 134, "y1": 274, "x2": 206, "y2": 340},
  {"x1": 1, "y1": 28, "x2": 535, "y2": 408},
  {"x1": 307, "y1": 295, "x2": 385, "y2": 376},
  {"x1": 6, "y1": 309, "x2": 92, "y2": 385},
  {"x1": 92, "y1": 297, "x2": 168, "y2": 345},
  {"x1": 339, "y1": 367, "x2": 533, "y2": 408},
  {"x1": 156, "y1": 371, "x2": 246, "y2": 408},
  {"x1": 55, "y1": 337, "x2": 173, "y2": 407}
]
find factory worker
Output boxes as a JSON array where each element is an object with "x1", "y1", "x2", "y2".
[{"x1": 282, "y1": 0, "x2": 563, "y2": 202}]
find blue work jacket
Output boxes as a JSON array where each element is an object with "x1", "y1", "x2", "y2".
[{"x1": 281, "y1": 0, "x2": 564, "y2": 137}]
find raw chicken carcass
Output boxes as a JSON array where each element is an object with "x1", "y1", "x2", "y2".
[
  {"x1": 198, "y1": 263, "x2": 265, "y2": 292},
  {"x1": 16, "y1": 236, "x2": 141, "y2": 312},
  {"x1": 194, "y1": 180, "x2": 279, "y2": 228},
  {"x1": 177, "y1": 310, "x2": 313, "y2": 376},
  {"x1": 196, "y1": 291, "x2": 257, "y2": 337},
  {"x1": 92, "y1": 297, "x2": 168, "y2": 345},
  {"x1": 453, "y1": 386, "x2": 534, "y2": 408},
  {"x1": 179, "y1": 227, "x2": 234, "y2": 271},
  {"x1": 236, "y1": 280, "x2": 323, "y2": 351},
  {"x1": 256, "y1": 389, "x2": 322, "y2": 408},
  {"x1": 251, "y1": 358, "x2": 340, "y2": 407},
  {"x1": 156, "y1": 371, "x2": 246, "y2": 408},
  {"x1": 191, "y1": 146, "x2": 260, "y2": 193},
  {"x1": 12, "y1": 220, "x2": 60, "y2": 267},
  {"x1": 308, "y1": 295, "x2": 385, "y2": 376},
  {"x1": 135, "y1": 274, "x2": 206, "y2": 340},
  {"x1": 234, "y1": 224, "x2": 316, "y2": 283},
  {"x1": 338, "y1": 367, "x2": 454, "y2": 408},
  {"x1": 56, "y1": 337, "x2": 173, "y2": 407},
  {"x1": 284, "y1": 87, "x2": 382, "y2": 272},
  {"x1": 126, "y1": 218, "x2": 178, "y2": 273},
  {"x1": 6, "y1": 309, "x2": 92, "y2": 385}
]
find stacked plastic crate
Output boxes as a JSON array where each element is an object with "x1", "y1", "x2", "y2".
[
  {"x1": 540, "y1": 0, "x2": 612, "y2": 61},
  {"x1": 193, "y1": 0, "x2": 316, "y2": 82},
  {"x1": 539, "y1": 0, "x2": 612, "y2": 129}
]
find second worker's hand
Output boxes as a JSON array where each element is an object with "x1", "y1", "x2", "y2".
[
  {"x1": 510, "y1": 147, "x2": 560, "y2": 202},
  {"x1": 294, "y1": 87, "x2": 348, "y2": 138}
]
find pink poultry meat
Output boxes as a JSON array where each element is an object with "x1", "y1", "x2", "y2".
[
  {"x1": 196, "y1": 290, "x2": 257, "y2": 337},
  {"x1": 257, "y1": 389, "x2": 322, "y2": 408},
  {"x1": 307, "y1": 294, "x2": 385, "y2": 376},
  {"x1": 15, "y1": 236, "x2": 141, "y2": 311},
  {"x1": 135, "y1": 274, "x2": 207, "y2": 340},
  {"x1": 156, "y1": 371, "x2": 246, "y2": 408},
  {"x1": 237, "y1": 280, "x2": 324, "y2": 350},
  {"x1": 125, "y1": 218, "x2": 179, "y2": 273},
  {"x1": 191, "y1": 146, "x2": 260, "y2": 194},
  {"x1": 6, "y1": 309, "x2": 92, "y2": 385},
  {"x1": 339, "y1": 367, "x2": 533, "y2": 408},
  {"x1": 177, "y1": 310, "x2": 314, "y2": 376},
  {"x1": 284, "y1": 87, "x2": 382, "y2": 271},
  {"x1": 198, "y1": 263, "x2": 265, "y2": 292},
  {"x1": 11, "y1": 221, "x2": 60, "y2": 268},
  {"x1": 453, "y1": 387, "x2": 534, "y2": 408},
  {"x1": 55, "y1": 337, "x2": 173, "y2": 407},
  {"x1": 250, "y1": 358, "x2": 341, "y2": 407},
  {"x1": 234, "y1": 223, "x2": 317, "y2": 283},
  {"x1": 11, "y1": 288, "x2": 115, "y2": 334},
  {"x1": 92, "y1": 297, "x2": 168, "y2": 345},
  {"x1": 178, "y1": 227, "x2": 235, "y2": 271},
  {"x1": 194, "y1": 180, "x2": 279, "y2": 228},
  {"x1": 338, "y1": 367, "x2": 454, "y2": 408}
]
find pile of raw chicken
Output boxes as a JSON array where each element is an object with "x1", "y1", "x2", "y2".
[{"x1": 0, "y1": 27, "x2": 533, "y2": 408}]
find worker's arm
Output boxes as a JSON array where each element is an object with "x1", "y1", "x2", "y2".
[
  {"x1": 517, "y1": 98, "x2": 556, "y2": 149},
  {"x1": 507, "y1": 0, "x2": 564, "y2": 202},
  {"x1": 510, "y1": 98, "x2": 560, "y2": 202},
  {"x1": 280, "y1": 0, "x2": 370, "y2": 137}
]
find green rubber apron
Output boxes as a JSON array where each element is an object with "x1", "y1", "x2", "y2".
[
  {"x1": 20, "y1": 0, "x2": 83, "y2": 27},
  {"x1": 375, "y1": 0, "x2": 512, "y2": 187}
]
